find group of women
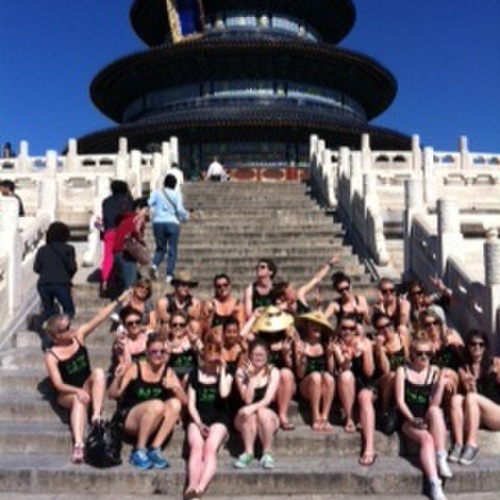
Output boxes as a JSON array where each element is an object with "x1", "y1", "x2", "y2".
[{"x1": 43, "y1": 262, "x2": 500, "y2": 500}]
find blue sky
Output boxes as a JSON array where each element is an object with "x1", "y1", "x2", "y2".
[{"x1": 1, "y1": 1, "x2": 499, "y2": 155}]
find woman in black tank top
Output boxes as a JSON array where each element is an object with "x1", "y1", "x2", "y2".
[
  {"x1": 44, "y1": 289, "x2": 132, "y2": 464},
  {"x1": 449, "y1": 330, "x2": 500, "y2": 466},
  {"x1": 184, "y1": 342, "x2": 233, "y2": 499},
  {"x1": 233, "y1": 340, "x2": 280, "y2": 469},
  {"x1": 109, "y1": 334, "x2": 187, "y2": 470},
  {"x1": 295, "y1": 311, "x2": 336, "y2": 432},
  {"x1": 395, "y1": 334, "x2": 453, "y2": 497}
]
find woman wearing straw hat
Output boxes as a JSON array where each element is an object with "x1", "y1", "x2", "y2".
[
  {"x1": 245, "y1": 305, "x2": 297, "y2": 430},
  {"x1": 295, "y1": 311, "x2": 336, "y2": 432}
]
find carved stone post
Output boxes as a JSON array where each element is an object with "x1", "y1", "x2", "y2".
[
  {"x1": 404, "y1": 179, "x2": 424, "y2": 278},
  {"x1": 411, "y1": 134, "x2": 421, "y2": 172},
  {"x1": 169, "y1": 136, "x2": 179, "y2": 165},
  {"x1": 18, "y1": 141, "x2": 30, "y2": 172},
  {"x1": 484, "y1": 229, "x2": 500, "y2": 339},
  {"x1": 437, "y1": 199, "x2": 462, "y2": 276},
  {"x1": 66, "y1": 139, "x2": 78, "y2": 171},
  {"x1": 39, "y1": 151, "x2": 58, "y2": 220},
  {"x1": 118, "y1": 137, "x2": 128, "y2": 157},
  {"x1": 459, "y1": 135, "x2": 470, "y2": 171},
  {"x1": 129, "y1": 150, "x2": 142, "y2": 196},
  {"x1": 360, "y1": 133, "x2": 371, "y2": 172},
  {"x1": 0, "y1": 198, "x2": 21, "y2": 314},
  {"x1": 423, "y1": 146, "x2": 435, "y2": 208},
  {"x1": 310, "y1": 135, "x2": 319, "y2": 163}
]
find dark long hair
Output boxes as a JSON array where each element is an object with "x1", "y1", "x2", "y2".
[{"x1": 463, "y1": 330, "x2": 491, "y2": 380}]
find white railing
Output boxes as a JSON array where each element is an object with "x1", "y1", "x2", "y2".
[
  {"x1": 0, "y1": 136, "x2": 179, "y2": 345},
  {"x1": 309, "y1": 133, "x2": 500, "y2": 343}
]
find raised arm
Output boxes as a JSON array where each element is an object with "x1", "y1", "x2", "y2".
[{"x1": 297, "y1": 254, "x2": 340, "y2": 306}]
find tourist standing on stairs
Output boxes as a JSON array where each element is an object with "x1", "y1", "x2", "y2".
[
  {"x1": 34, "y1": 221, "x2": 77, "y2": 350},
  {"x1": 44, "y1": 289, "x2": 132, "y2": 464},
  {"x1": 100, "y1": 180, "x2": 133, "y2": 297},
  {"x1": 205, "y1": 155, "x2": 228, "y2": 182},
  {"x1": 148, "y1": 174, "x2": 189, "y2": 284},
  {"x1": 243, "y1": 258, "x2": 278, "y2": 318}
]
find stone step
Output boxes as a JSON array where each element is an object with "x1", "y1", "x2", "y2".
[
  {"x1": 0, "y1": 421, "x2": 399, "y2": 458},
  {"x1": 0, "y1": 453, "x2": 498, "y2": 496}
]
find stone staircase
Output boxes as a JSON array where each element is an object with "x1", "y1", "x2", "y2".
[{"x1": 0, "y1": 181, "x2": 499, "y2": 497}]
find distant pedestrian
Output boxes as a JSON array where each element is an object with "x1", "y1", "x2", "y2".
[
  {"x1": 148, "y1": 174, "x2": 189, "y2": 284},
  {"x1": 100, "y1": 180, "x2": 133, "y2": 296},
  {"x1": 205, "y1": 156, "x2": 228, "y2": 182},
  {"x1": 0, "y1": 179, "x2": 25, "y2": 216},
  {"x1": 33, "y1": 221, "x2": 77, "y2": 348}
]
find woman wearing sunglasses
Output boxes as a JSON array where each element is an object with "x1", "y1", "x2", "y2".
[
  {"x1": 184, "y1": 341, "x2": 233, "y2": 499},
  {"x1": 395, "y1": 333, "x2": 453, "y2": 500},
  {"x1": 109, "y1": 306, "x2": 149, "y2": 381},
  {"x1": 333, "y1": 314, "x2": 377, "y2": 466},
  {"x1": 109, "y1": 333, "x2": 186, "y2": 470},
  {"x1": 372, "y1": 278, "x2": 411, "y2": 335},
  {"x1": 166, "y1": 311, "x2": 201, "y2": 386},
  {"x1": 373, "y1": 312, "x2": 410, "y2": 434},
  {"x1": 448, "y1": 330, "x2": 500, "y2": 465},
  {"x1": 44, "y1": 289, "x2": 132, "y2": 463},
  {"x1": 126, "y1": 278, "x2": 156, "y2": 332}
]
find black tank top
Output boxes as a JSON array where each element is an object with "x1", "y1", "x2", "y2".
[
  {"x1": 335, "y1": 296, "x2": 364, "y2": 324},
  {"x1": 50, "y1": 339, "x2": 91, "y2": 388},
  {"x1": 166, "y1": 294, "x2": 193, "y2": 315},
  {"x1": 432, "y1": 343, "x2": 462, "y2": 371},
  {"x1": 252, "y1": 283, "x2": 272, "y2": 311},
  {"x1": 168, "y1": 347, "x2": 197, "y2": 377},
  {"x1": 387, "y1": 346, "x2": 406, "y2": 372},
  {"x1": 211, "y1": 299, "x2": 241, "y2": 328},
  {"x1": 403, "y1": 366, "x2": 436, "y2": 419},
  {"x1": 305, "y1": 352, "x2": 327, "y2": 375},
  {"x1": 120, "y1": 362, "x2": 174, "y2": 410},
  {"x1": 476, "y1": 360, "x2": 500, "y2": 405}
]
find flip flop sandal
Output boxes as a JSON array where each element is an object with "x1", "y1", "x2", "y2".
[
  {"x1": 280, "y1": 421, "x2": 295, "y2": 431},
  {"x1": 358, "y1": 453, "x2": 378, "y2": 467}
]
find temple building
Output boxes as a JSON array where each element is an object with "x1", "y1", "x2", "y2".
[{"x1": 77, "y1": 0, "x2": 411, "y2": 170}]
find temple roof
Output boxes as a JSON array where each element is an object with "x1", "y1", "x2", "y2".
[
  {"x1": 130, "y1": 0, "x2": 355, "y2": 46},
  {"x1": 90, "y1": 37, "x2": 397, "y2": 123},
  {"x1": 76, "y1": 101, "x2": 411, "y2": 154}
]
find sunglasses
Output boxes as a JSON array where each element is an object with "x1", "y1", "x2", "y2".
[
  {"x1": 415, "y1": 350, "x2": 432, "y2": 359},
  {"x1": 149, "y1": 349, "x2": 167, "y2": 356},
  {"x1": 469, "y1": 341, "x2": 485, "y2": 348},
  {"x1": 423, "y1": 320, "x2": 439, "y2": 327},
  {"x1": 410, "y1": 290, "x2": 423, "y2": 296},
  {"x1": 381, "y1": 288, "x2": 395, "y2": 295},
  {"x1": 341, "y1": 325, "x2": 356, "y2": 333},
  {"x1": 376, "y1": 322, "x2": 392, "y2": 331},
  {"x1": 337, "y1": 286, "x2": 350, "y2": 293},
  {"x1": 215, "y1": 282, "x2": 229, "y2": 289},
  {"x1": 57, "y1": 323, "x2": 72, "y2": 334},
  {"x1": 171, "y1": 322, "x2": 187, "y2": 328},
  {"x1": 125, "y1": 320, "x2": 141, "y2": 327},
  {"x1": 256, "y1": 264, "x2": 268, "y2": 270},
  {"x1": 135, "y1": 284, "x2": 151, "y2": 291}
]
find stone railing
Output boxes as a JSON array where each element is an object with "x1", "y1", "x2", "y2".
[
  {"x1": 404, "y1": 178, "x2": 500, "y2": 346},
  {"x1": 0, "y1": 198, "x2": 51, "y2": 349},
  {"x1": 0, "y1": 137, "x2": 179, "y2": 267}
]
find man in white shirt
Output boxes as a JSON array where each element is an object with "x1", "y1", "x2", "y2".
[{"x1": 205, "y1": 156, "x2": 227, "y2": 182}]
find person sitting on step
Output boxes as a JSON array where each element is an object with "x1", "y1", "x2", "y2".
[
  {"x1": 243, "y1": 258, "x2": 277, "y2": 319},
  {"x1": 395, "y1": 332, "x2": 453, "y2": 500},
  {"x1": 44, "y1": 289, "x2": 132, "y2": 464},
  {"x1": 294, "y1": 311, "x2": 336, "y2": 432},
  {"x1": 233, "y1": 339, "x2": 280, "y2": 470},
  {"x1": 332, "y1": 314, "x2": 378, "y2": 466},
  {"x1": 108, "y1": 333, "x2": 187, "y2": 470},
  {"x1": 448, "y1": 330, "x2": 500, "y2": 466},
  {"x1": 184, "y1": 341, "x2": 233, "y2": 499}
]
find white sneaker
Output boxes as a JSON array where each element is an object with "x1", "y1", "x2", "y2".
[
  {"x1": 437, "y1": 457, "x2": 453, "y2": 479},
  {"x1": 429, "y1": 479, "x2": 447, "y2": 500},
  {"x1": 166, "y1": 275, "x2": 173, "y2": 284}
]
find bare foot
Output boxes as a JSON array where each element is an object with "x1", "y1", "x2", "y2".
[{"x1": 344, "y1": 418, "x2": 356, "y2": 434}]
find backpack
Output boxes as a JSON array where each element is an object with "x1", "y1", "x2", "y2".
[{"x1": 85, "y1": 420, "x2": 122, "y2": 468}]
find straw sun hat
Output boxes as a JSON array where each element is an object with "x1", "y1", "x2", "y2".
[
  {"x1": 295, "y1": 310, "x2": 335, "y2": 337},
  {"x1": 170, "y1": 270, "x2": 199, "y2": 288},
  {"x1": 252, "y1": 305, "x2": 294, "y2": 334}
]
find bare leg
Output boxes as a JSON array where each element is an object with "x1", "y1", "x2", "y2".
[
  {"x1": 150, "y1": 398, "x2": 182, "y2": 448},
  {"x1": 402, "y1": 421, "x2": 438, "y2": 479},
  {"x1": 299, "y1": 373, "x2": 322, "y2": 429},
  {"x1": 465, "y1": 393, "x2": 500, "y2": 446},
  {"x1": 234, "y1": 410, "x2": 258, "y2": 455},
  {"x1": 256, "y1": 408, "x2": 279, "y2": 453},
  {"x1": 337, "y1": 370, "x2": 356, "y2": 432},
  {"x1": 427, "y1": 405, "x2": 447, "y2": 453},
  {"x1": 277, "y1": 368, "x2": 296, "y2": 428},
  {"x1": 58, "y1": 393, "x2": 88, "y2": 446},
  {"x1": 124, "y1": 400, "x2": 165, "y2": 449},
  {"x1": 320, "y1": 372, "x2": 335, "y2": 428},
  {"x1": 85, "y1": 368, "x2": 106, "y2": 421},
  {"x1": 449, "y1": 394, "x2": 465, "y2": 446},
  {"x1": 186, "y1": 423, "x2": 204, "y2": 492},
  {"x1": 197, "y1": 423, "x2": 228, "y2": 493},
  {"x1": 358, "y1": 388, "x2": 376, "y2": 463}
]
